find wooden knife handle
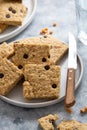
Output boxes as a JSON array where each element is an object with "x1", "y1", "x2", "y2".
[{"x1": 65, "y1": 68, "x2": 76, "y2": 107}]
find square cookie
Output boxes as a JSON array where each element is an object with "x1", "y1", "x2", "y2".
[
  {"x1": 12, "y1": 42, "x2": 50, "y2": 69},
  {"x1": 23, "y1": 64, "x2": 60, "y2": 99},
  {"x1": 38, "y1": 114, "x2": 59, "y2": 130},
  {"x1": 0, "y1": 2, "x2": 27, "y2": 26},
  {"x1": 0, "y1": 58, "x2": 23, "y2": 95},
  {"x1": 0, "y1": 42, "x2": 14, "y2": 60}
]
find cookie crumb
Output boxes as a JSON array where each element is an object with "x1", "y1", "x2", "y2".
[
  {"x1": 49, "y1": 31, "x2": 53, "y2": 35},
  {"x1": 66, "y1": 107, "x2": 72, "y2": 114},
  {"x1": 40, "y1": 27, "x2": 48, "y2": 35},
  {"x1": 53, "y1": 22, "x2": 57, "y2": 27},
  {"x1": 80, "y1": 107, "x2": 87, "y2": 113}
]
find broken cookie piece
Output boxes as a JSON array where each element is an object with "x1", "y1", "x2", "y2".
[
  {"x1": 57, "y1": 120, "x2": 87, "y2": 130},
  {"x1": 38, "y1": 114, "x2": 59, "y2": 130},
  {"x1": 80, "y1": 107, "x2": 87, "y2": 113},
  {"x1": 0, "y1": 42, "x2": 14, "y2": 60},
  {"x1": 0, "y1": 58, "x2": 23, "y2": 95}
]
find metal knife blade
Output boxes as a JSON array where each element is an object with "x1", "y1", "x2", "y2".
[
  {"x1": 65, "y1": 32, "x2": 77, "y2": 107},
  {"x1": 68, "y1": 32, "x2": 77, "y2": 69}
]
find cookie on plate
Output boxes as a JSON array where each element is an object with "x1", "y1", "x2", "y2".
[
  {"x1": 12, "y1": 42, "x2": 50, "y2": 69},
  {"x1": 23, "y1": 64, "x2": 60, "y2": 99},
  {"x1": 0, "y1": 58, "x2": 23, "y2": 95},
  {"x1": 38, "y1": 114, "x2": 59, "y2": 130},
  {"x1": 0, "y1": 42, "x2": 14, "y2": 59},
  {"x1": 0, "y1": 2, "x2": 27, "y2": 26}
]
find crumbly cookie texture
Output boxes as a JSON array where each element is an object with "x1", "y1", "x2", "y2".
[
  {"x1": 57, "y1": 120, "x2": 87, "y2": 130},
  {"x1": 0, "y1": 42, "x2": 14, "y2": 60},
  {"x1": 80, "y1": 107, "x2": 87, "y2": 113},
  {"x1": 12, "y1": 35, "x2": 68, "y2": 64},
  {"x1": 0, "y1": 58, "x2": 23, "y2": 95},
  {"x1": 23, "y1": 64, "x2": 60, "y2": 99},
  {"x1": 12, "y1": 42, "x2": 50, "y2": 69},
  {"x1": 0, "y1": 24, "x2": 8, "y2": 33},
  {"x1": 38, "y1": 114, "x2": 59, "y2": 130},
  {"x1": 0, "y1": 2, "x2": 27, "y2": 26}
]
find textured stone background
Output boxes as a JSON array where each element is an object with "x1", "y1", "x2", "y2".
[{"x1": 0, "y1": 0, "x2": 87, "y2": 129}]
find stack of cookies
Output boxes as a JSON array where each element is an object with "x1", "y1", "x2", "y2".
[
  {"x1": 0, "y1": 35, "x2": 68, "y2": 100},
  {"x1": 0, "y1": 0, "x2": 28, "y2": 33}
]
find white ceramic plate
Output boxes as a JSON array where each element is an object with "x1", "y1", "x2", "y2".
[
  {"x1": 0, "y1": 0, "x2": 37, "y2": 43},
  {"x1": 0, "y1": 53, "x2": 83, "y2": 108}
]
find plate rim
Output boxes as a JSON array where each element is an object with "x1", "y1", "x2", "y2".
[
  {"x1": 0, "y1": 0, "x2": 37, "y2": 42},
  {"x1": 0, "y1": 54, "x2": 83, "y2": 108}
]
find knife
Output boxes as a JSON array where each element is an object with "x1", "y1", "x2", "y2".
[{"x1": 65, "y1": 32, "x2": 77, "y2": 107}]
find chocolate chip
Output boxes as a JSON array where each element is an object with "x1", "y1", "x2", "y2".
[
  {"x1": 57, "y1": 128, "x2": 60, "y2": 130},
  {"x1": 0, "y1": 73, "x2": 4, "y2": 78},
  {"x1": 52, "y1": 84, "x2": 57, "y2": 88},
  {"x1": 8, "y1": 7, "x2": 12, "y2": 11},
  {"x1": 12, "y1": 9, "x2": 16, "y2": 14},
  {"x1": 49, "y1": 119, "x2": 54, "y2": 123},
  {"x1": 48, "y1": 55, "x2": 50, "y2": 58},
  {"x1": 23, "y1": 54, "x2": 28, "y2": 59},
  {"x1": 20, "y1": 9, "x2": 23, "y2": 13},
  {"x1": 6, "y1": 14, "x2": 10, "y2": 18},
  {"x1": 44, "y1": 65, "x2": 50, "y2": 70},
  {"x1": 44, "y1": 35, "x2": 47, "y2": 38},
  {"x1": 32, "y1": 54, "x2": 35, "y2": 57},
  {"x1": 42, "y1": 58, "x2": 46, "y2": 62},
  {"x1": 18, "y1": 65, "x2": 23, "y2": 69}
]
